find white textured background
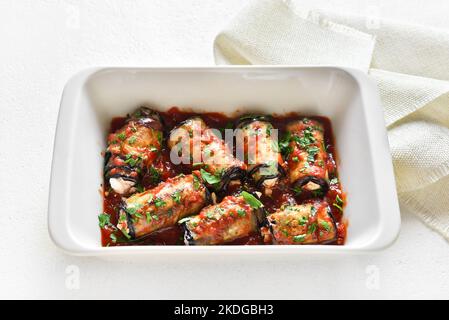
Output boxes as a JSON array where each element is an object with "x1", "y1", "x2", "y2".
[{"x1": 1, "y1": 0, "x2": 449, "y2": 299}]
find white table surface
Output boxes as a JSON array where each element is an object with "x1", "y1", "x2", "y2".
[{"x1": 1, "y1": 0, "x2": 448, "y2": 300}]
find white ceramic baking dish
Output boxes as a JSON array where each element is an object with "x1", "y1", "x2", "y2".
[{"x1": 48, "y1": 66, "x2": 400, "y2": 255}]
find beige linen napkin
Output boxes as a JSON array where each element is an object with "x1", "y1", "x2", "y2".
[{"x1": 214, "y1": 0, "x2": 449, "y2": 240}]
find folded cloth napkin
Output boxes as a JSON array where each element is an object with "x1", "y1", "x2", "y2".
[{"x1": 214, "y1": 0, "x2": 449, "y2": 240}]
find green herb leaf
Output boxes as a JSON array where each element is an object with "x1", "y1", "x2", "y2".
[
  {"x1": 293, "y1": 234, "x2": 306, "y2": 242},
  {"x1": 292, "y1": 186, "x2": 302, "y2": 195},
  {"x1": 193, "y1": 174, "x2": 201, "y2": 190},
  {"x1": 117, "y1": 132, "x2": 126, "y2": 141},
  {"x1": 146, "y1": 212, "x2": 153, "y2": 223},
  {"x1": 298, "y1": 215, "x2": 308, "y2": 226},
  {"x1": 335, "y1": 194, "x2": 344, "y2": 206},
  {"x1": 279, "y1": 132, "x2": 292, "y2": 157},
  {"x1": 307, "y1": 146, "x2": 320, "y2": 163},
  {"x1": 307, "y1": 222, "x2": 317, "y2": 235},
  {"x1": 154, "y1": 197, "x2": 166, "y2": 208},
  {"x1": 200, "y1": 169, "x2": 221, "y2": 185},
  {"x1": 148, "y1": 167, "x2": 161, "y2": 184},
  {"x1": 241, "y1": 191, "x2": 263, "y2": 209},
  {"x1": 206, "y1": 212, "x2": 216, "y2": 220},
  {"x1": 320, "y1": 220, "x2": 332, "y2": 232},
  {"x1": 98, "y1": 213, "x2": 110, "y2": 228},
  {"x1": 333, "y1": 194, "x2": 344, "y2": 212},
  {"x1": 171, "y1": 190, "x2": 181, "y2": 204},
  {"x1": 237, "y1": 209, "x2": 246, "y2": 217}
]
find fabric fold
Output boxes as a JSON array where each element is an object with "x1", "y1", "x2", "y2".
[{"x1": 214, "y1": 0, "x2": 449, "y2": 240}]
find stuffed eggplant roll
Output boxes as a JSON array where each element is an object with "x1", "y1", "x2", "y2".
[
  {"x1": 180, "y1": 192, "x2": 264, "y2": 245},
  {"x1": 284, "y1": 118, "x2": 329, "y2": 196},
  {"x1": 236, "y1": 116, "x2": 284, "y2": 191},
  {"x1": 168, "y1": 117, "x2": 246, "y2": 191},
  {"x1": 262, "y1": 201, "x2": 337, "y2": 245},
  {"x1": 105, "y1": 107, "x2": 163, "y2": 195},
  {"x1": 117, "y1": 172, "x2": 210, "y2": 239}
]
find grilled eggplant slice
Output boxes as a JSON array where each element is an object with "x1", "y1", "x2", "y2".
[
  {"x1": 262, "y1": 201, "x2": 337, "y2": 245},
  {"x1": 105, "y1": 107, "x2": 163, "y2": 195},
  {"x1": 180, "y1": 192, "x2": 264, "y2": 245},
  {"x1": 283, "y1": 118, "x2": 329, "y2": 197},
  {"x1": 168, "y1": 117, "x2": 246, "y2": 192},
  {"x1": 236, "y1": 115, "x2": 284, "y2": 191},
  {"x1": 117, "y1": 172, "x2": 210, "y2": 239}
]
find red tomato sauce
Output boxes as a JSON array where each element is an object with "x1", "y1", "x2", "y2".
[{"x1": 102, "y1": 107, "x2": 347, "y2": 246}]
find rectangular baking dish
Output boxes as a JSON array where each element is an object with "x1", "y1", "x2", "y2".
[{"x1": 48, "y1": 66, "x2": 400, "y2": 255}]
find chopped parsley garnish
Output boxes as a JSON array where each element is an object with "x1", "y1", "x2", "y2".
[
  {"x1": 157, "y1": 132, "x2": 163, "y2": 145},
  {"x1": 98, "y1": 213, "x2": 110, "y2": 228},
  {"x1": 237, "y1": 209, "x2": 246, "y2": 217},
  {"x1": 320, "y1": 220, "x2": 332, "y2": 232},
  {"x1": 241, "y1": 191, "x2": 263, "y2": 209},
  {"x1": 292, "y1": 186, "x2": 302, "y2": 195},
  {"x1": 117, "y1": 132, "x2": 127, "y2": 141},
  {"x1": 128, "y1": 136, "x2": 137, "y2": 145},
  {"x1": 279, "y1": 132, "x2": 292, "y2": 157},
  {"x1": 121, "y1": 228, "x2": 131, "y2": 240},
  {"x1": 299, "y1": 161, "x2": 310, "y2": 173},
  {"x1": 307, "y1": 146, "x2": 320, "y2": 163},
  {"x1": 148, "y1": 167, "x2": 161, "y2": 184},
  {"x1": 124, "y1": 154, "x2": 142, "y2": 167},
  {"x1": 206, "y1": 212, "x2": 216, "y2": 220},
  {"x1": 298, "y1": 215, "x2": 308, "y2": 226},
  {"x1": 200, "y1": 169, "x2": 221, "y2": 185},
  {"x1": 125, "y1": 204, "x2": 142, "y2": 216},
  {"x1": 333, "y1": 195, "x2": 344, "y2": 212},
  {"x1": 172, "y1": 190, "x2": 181, "y2": 204},
  {"x1": 266, "y1": 126, "x2": 272, "y2": 137},
  {"x1": 154, "y1": 197, "x2": 166, "y2": 208},
  {"x1": 146, "y1": 194, "x2": 154, "y2": 204},
  {"x1": 193, "y1": 174, "x2": 201, "y2": 190},
  {"x1": 307, "y1": 222, "x2": 317, "y2": 235},
  {"x1": 293, "y1": 234, "x2": 306, "y2": 242},
  {"x1": 292, "y1": 156, "x2": 299, "y2": 162}
]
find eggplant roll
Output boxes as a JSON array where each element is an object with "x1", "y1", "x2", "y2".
[
  {"x1": 105, "y1": 107, "x2": 163, "y2": 195},
  {"x1": 284, "y1": 118, "x2": 329, "y2": 196},
  {"x1": 263, "y1": 201, "x2": 337, "y2": 245},
  {"x1": 168, "y1": 117, "x2": 246, "y2": 191},
  {"x1": 117, "y1": 172, "x2": 210, "y2": 239},
  {"x1": 180, "y1": 194, "x2": 264, "y2": 245},
  {"x1": 236, "y1": 116, "x2": 284, "y2": 190}
]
